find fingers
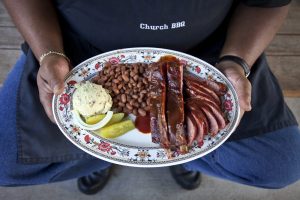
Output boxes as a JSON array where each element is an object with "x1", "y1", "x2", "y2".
[
  {"x1": 40, "y1": 57, "x2": 70, "y2": 95},
  {"x1": 47, "y1": 65, "x2": 69, "y2": 95},
  {"x1": 238, "y1": 108, "x2": 245, "y2": 124},
  {"x1": 225, "y1": 72, "x2": 252, "y2": 112},
  {"x1": 37, "y1": 74, "x2": 55, "y2": 123},
  {"x1": 216, "y1": 61, "x2": 252, "y2": 112},
  {"x1": 48, "y1": 67, "x2": 68, "y2": 94},
  {"x1": 37, "y1": 56, "x2": 70, "y2": 123},
  {"x1": 40, "y1": 91, "x2": 55, "y2": 123},
  {"x1": 231, "y1": 107, "x2": 245, "y2": 132},
  {"x1": 236, "y1": 77, "x2": 252, "y2": 112},
  {"x1": 237, "y1": 77, "x2": 252, "y2": 111}
]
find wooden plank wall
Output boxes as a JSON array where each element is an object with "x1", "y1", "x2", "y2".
[
  {"x1": 267, "y1": 0, "x2": 300, "y2": 97},
  {"x1": 0, "y1": 1, "x2": 299, "y2": 96},
  {"x1": 0, "y1": 3, "x2": 22, "y2": 86}
]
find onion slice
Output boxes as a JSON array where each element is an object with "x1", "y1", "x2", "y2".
[{"x1": 72, "y1": 110, "x2": 113, "y2": 130}]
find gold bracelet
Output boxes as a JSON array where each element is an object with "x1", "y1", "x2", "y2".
[{"x1": 39, "y1": 51, "x2": 70, "y2": 65}]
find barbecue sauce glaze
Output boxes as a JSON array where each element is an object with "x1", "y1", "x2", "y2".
[{"x1": 135, "y1": 114, "x2": 151, "y2": 134}]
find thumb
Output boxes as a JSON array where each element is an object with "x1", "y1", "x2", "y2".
[
  {"x1": 53, "y1": 81, "x2": 65, "y2": 95},
  {"x1": 48, "y1": 65, "x2": 69, "y2": 95}
]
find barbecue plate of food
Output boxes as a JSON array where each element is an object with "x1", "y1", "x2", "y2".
[{"x1": 52, "y1": 47, "x2": 240, "y2": 167}]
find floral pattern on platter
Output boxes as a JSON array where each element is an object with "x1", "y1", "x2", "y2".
[{"x1": 52, "y1": 47, "x2": 239, "y2": 167}]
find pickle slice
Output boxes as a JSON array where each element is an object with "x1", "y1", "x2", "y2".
[
  {"x1": 85, "y1": 114, "x2": 105, "y2": 125},
  {"x1": 72, "y1": 110, "x2": 113, "y2": 131},
  {"x1": 105, "y1": 113, "x2": 125, "y2": 126},
  {"x1": 93, "y1": 120, "x2": 135, "y2": 139},
  {"x1": 86, "y1": 113, "x2": 124, "y2": 125}
]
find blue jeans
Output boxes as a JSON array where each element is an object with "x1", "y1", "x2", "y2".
[{"x1": 1, "y1": 54, "x2": 300, "y2": 188}]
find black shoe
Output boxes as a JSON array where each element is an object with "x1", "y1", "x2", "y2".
[
  {"x1": 77, "y1": 167, "x2": 112, "y2": 195},
  {"x1": 170, "y1": 164, "x2": 201, "y2": 190}
]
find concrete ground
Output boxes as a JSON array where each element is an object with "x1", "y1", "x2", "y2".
[
  {"x1": 0, "y1": 98, "x2": 299, "y2": 200},
  {"x1": 0, "y1": 162, "x2": 300, "y2": 200}
]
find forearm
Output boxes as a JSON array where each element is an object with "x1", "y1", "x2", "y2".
[
  {"x1": 3, "y1": 0, "x2": 64, "y2": 60},
  {"x1": 220, "y1": 3, "x2": 290, "y2": 67}
]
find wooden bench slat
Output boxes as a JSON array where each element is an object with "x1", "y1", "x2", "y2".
[
  {"x1": 0, "y1": 2, "x2": 14, "y2": 27},
  {"x1": 0, "y1": 49, "x2": 21, "y2": 84},
  {"x1": 268, "y1": 55, "x2": 300, "y2": 97},
  {"x1": 266, "y1": 35, "x2": 300, "y2": 56},
  {"x1": 0, "y1": 27, "x2": 23, "y2": 49},
  {"x1": 278, "y1": 0, "x2": 300, "y2": 34},
  {"x1": 279, "y1": 10, "x2": 300, "y2": 34},
  {"x1": 283, "y1": 90, "x2": 300, "y2": 97}
]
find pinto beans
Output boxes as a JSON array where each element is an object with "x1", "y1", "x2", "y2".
[{"x1": 92, "y1": 62, "x2": 151, "y2": 116}]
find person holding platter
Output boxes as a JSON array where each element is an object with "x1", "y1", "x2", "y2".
[{"x1": 1, "y1": 0, "x2": 299, "y2": 195}]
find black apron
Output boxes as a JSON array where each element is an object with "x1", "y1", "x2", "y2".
[{"x1": 16, "y1": 0, "x2": 297, "y2": 164}]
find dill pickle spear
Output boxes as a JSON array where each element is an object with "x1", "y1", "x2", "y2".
[
  {"x1": 93, "y1": 120, "x2": 135, "y2": 138},
  {"x1": 105, "y1": 113, "x2": 125, "y2": 126},
  {"x1": 86, "y1": 113, "x2": 124, "y2": 125},
  {"x1": 85, "y1": 114, "x2": 105, "y2": 125}
]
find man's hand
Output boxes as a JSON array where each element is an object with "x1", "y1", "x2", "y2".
[
  {"x1": 37, "y1": 55, "x2": 69, "y2": 122},
  {"x1": 217, "y1": 60, "x2": 252, "y2": 122},
  {"x1": 217, "y1": 3, "x2": 289, "y2": 123}
]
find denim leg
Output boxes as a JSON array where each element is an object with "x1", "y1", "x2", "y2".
[
  {"x1": 0, "y1": 54, "x2": 111, "y2": 186},
  {"x1": 184, "y1": 126, "x2": 300, "y2": 189}
]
